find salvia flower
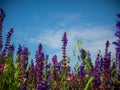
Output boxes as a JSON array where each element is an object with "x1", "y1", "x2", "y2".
[
  {"x1": 93, "y1": 54, "x2": 101, "y2": 88},
  {"x1": 35, "y1": 43, "x2": 45, "y2": 85},
  {"x1": 93, "y1": 72, "x2": 101, "y2": 88},
  {"x1": 29, "y1": 59, "x2": 35, "y2": 82},
  {"x1": 52, "y1": 55, "x2": 60, "y2": 81},
  {"x1": 113, "y1": 14, "x2": 120, "y2": 76},
  {"x1": 16, "y1": 45, "x2": 29, "y2": 90},
  {"x1": 0, "y1": 8, "x2": 5, "y2": 50},
  {"x1": 37, "y1": 81, "x2": 49, "y2": 90},
  {"x1": 61, "y1": 32, "x2": 68, "y2": 66},
  {"x1": 78, "y1": 64, "x2": 85, "y2": 78},
  {"x1": 61, "y1": 32, "x2": 68, "y2": 47},
  {"x1": 8, "y1": 44, "x2": 14, "y2": 56},
  {"x1": 2, "y1": 28, "x2": 14, "y2": 58},
  {"x1": 46, "y1": 63, "x2": 51, "y2": 83},
  {"x1": 52, "y1": 55, "x2": 58, "y2": 65}
]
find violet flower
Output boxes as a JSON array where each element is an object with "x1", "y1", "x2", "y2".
[
  {"x1": 37, "y1": 81, "x2": 49, "y2": 90},
  {"x1": 29, "y1": 59, "x2": 35, "y2": 82},
  {"x1": 46, "y1": 63, "x2": 51, "y2": 83},
  {"x1": 101, "y1": 41, "x2": 111, "y2": 88},
  {"x1": 78, "y1": 64, "x2": 85, "y2": 78},
  {"x1": 80, "y1": 48, "x2": 86, "y2": 60},
  {"x1": 61, "y1": 32, "x2": 68, "y2": 67},
  {"x1": 113, "y1": 14, "x2": 120, "y2": 76},
  {"x1": 89, "y1": 65, "x2": 94, "y2": 76},
  {"x1": 0, "y1": 8, "x2": 5, "y2": 50},
  {"x1": 2, "y1": 28, "x2": 14, "y2": 58},
  {"x1": 16, "y1": 45, "x2": 29, "y2": 90},
  {"x1": 52, "y1": 55, "x2": 60, "y2": 81},
  {"x1": 87, "y1": 51, "x2": 91, "y2": 61},
  {"x1": 93, "y1": 54, "x2": 101, "y2": 88},
  {"x1": 35, "y1": 43, "x2": 45, "y2": 88},
  {"x1": 8, "y1": 44, "x2": 14, "y2": 56}
]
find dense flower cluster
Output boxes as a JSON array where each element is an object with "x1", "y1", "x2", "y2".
[
  {"x1": 113, "y1": 14, "x2": 120, "y2": 77},
  {"x1": 0, "y1": 9, "x2": 120, "y2": 90}
]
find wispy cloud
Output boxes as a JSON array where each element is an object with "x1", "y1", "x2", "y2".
[
  {"x1": 30, "y1": 30, "x2": 63, "y2": 49},
  {"x1": 30, "y1": 24, "x2": 116, "y2": 62}
]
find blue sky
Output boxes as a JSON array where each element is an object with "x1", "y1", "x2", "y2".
[{"x1": 0, "y1": 0, "x2": 120, "y2": 67}]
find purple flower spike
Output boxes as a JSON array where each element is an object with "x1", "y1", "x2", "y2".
[
  {"x1": 113, "y1": 14, "x2": 120, "y2": 76},
  {"x1": 78, "y1": 64, "x2": 85, "y2": 78},
  {"x1": 115, "y1": 31, "x2": 120, "y2": 37},
  {"x1": 117, "y1": 13, "x2": 120, "y2": 19},
  {"x1": 61, "y1": 32, "x2": 68, "y2": 47},
  {"x1": 61, "y1": 32, "x2": 68, "y2": 67},
  {"x1": 116, "y1": 22, "x2": 120, "y2": 30},
  {"x1": 8, "y1": 44, "x2": 14, "y2": 56},
  {"x1": 23, "y1": 47, "x2": 28, "y2": 56},
  {"x1": 0, "y1": 9, "x2": 6, "y2": 51},
  {"x1": 52, "y1": 55, "x2": 58, "y2": 65},
  {"x1": 35, "y1": 43, "x2": 45, "y2": 85},
  {"x1": 0, "y1": 8, "x2": 5, "y2": 19}
]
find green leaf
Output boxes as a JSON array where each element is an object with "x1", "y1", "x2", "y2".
[
  {"x1": 84, "y1": 77, "x2": 94, "y2": 90},
  {"x1": 14, "y1": 63, "x2": 18, "y2": 69},
  {"x1": 77, "y1": 38, "x2": 82, "y2": 51},
  {"x1": 100, "y1": 76, "x2": 103, "y2": 82},
  {"x1": 76, "y1": 62, "x2": 79, "y2": 67},
  {"x1": 85, "y1": 60, "x2": 91, "y2": 72},
  {"x1": 78, "y1": 55, "x2": 81, "y2": 62},
  {"x1": 82, "y1": 50, "x2": 88, "y2": 59},
  {"x1": 14, "y1": 71, "x2": 19, "y2": 80},
  {"x1": 67, "y1": 57, "x2": 71, "y2": 64},
  {"x1": 111, "y1": 68, "x2": 116, "y2": 74},
  {"x1": 73, "y1": 47, "x2": 76, "y2": 56}
]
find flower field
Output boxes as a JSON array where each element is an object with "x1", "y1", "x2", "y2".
[{"x1": 0, "y1": 9, "x2": 120, "y2": 90}]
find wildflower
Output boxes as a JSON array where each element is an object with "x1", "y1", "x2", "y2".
[
  {"x1": 93, "y1": 54, "x2": 102, "y2": 88},
  {"x1": 85, "y1": 73, "x2": 89, "y2": 78},
  {"x1": 35, "y1": 43, "x2": 45, "y2": 85},
  {"x1": 46, "y1": 63, "x2": 51, "y2": 83},
  {"x1": 80, "y1": 48, "x2": 86, "y2": 60},
  {"x1": 51, "y1": 55, "x2": 58, "y2": 65},
  {"x1": 0, "y1": 8, "x2": 5, "y2": 50},
  {"x1": 61, "y1": 32, "x2": 68, "y2": 47},
  {"x1": 61, "y1": 32, "x2": 68, "y2": 67},
  {"x1": 93, "y1": 71, "x2": 101, "y2": 88},
  {"x1": 99, "y1": 83, "x2": 106, "y2": 89},
  {"x1": 52, "y1": 55, "x2": 60, "y2": 81},
  {"x1": 87, "y1": 51, "x2": 91, "y2": 61},
  {"x1": 113, "y1": 13, "x2": 120, "y2": 76},
  {"x1": 78, "y1": 64, "x2": 85, "y2": 78},
  {"x1": 68, "y1": 73, "x2": 75, "y2": 82},
  {"x1": 2, "y1": 28, "x2": 14, "y2": 58},
  {"x1": 29, "y1": 59, "x2": 35, "y2": 82},
  {"x1": 0, "y1": 64, "x2": 4, "y2": 70},
  {"x1": 89, "y1": 65, "x2": 94, "y2": 76},
  {"x1": 8, "y1": 44, "x2": 14, "y2": 56},
  {"x1": 116, "y1": 21, "x2": 120, "y2": 30},
  {"x1": 16, "y1": 45, "x2": 29, "y2": 90},
  {"x1": 37, "y1": 81, "x2": 49, "y2": 90}
]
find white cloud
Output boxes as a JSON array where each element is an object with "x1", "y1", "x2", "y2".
[
  {"x1": 30, "y1": 30, "x2": 64, "y2": 49},
  {"x1": 66, "y1": 26, "x2": 115, "y2": 55},
  {"x1": 30, "y1": 25, "x2": 116, "y2": 62}
]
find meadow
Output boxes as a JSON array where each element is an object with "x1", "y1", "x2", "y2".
[{"x1": 0, "y1": 9, "x2": 120, "y2": 90}]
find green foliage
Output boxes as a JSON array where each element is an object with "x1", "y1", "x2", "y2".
[
  {"x1": 0, "y1": 56, "x2": 20, "y2": 90},
  {"x1": 85, "y1": 59, "x2": 91, "y2": 73},
  {"x1": 84, "y1": 77, "x2": 94, "y2": 90},
  {"x1": 77, "y1": 38, "x2": 82, "y2": 51},
  {"x1": 73, "y1": 47, "x2": 76, "y2": 56}
]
